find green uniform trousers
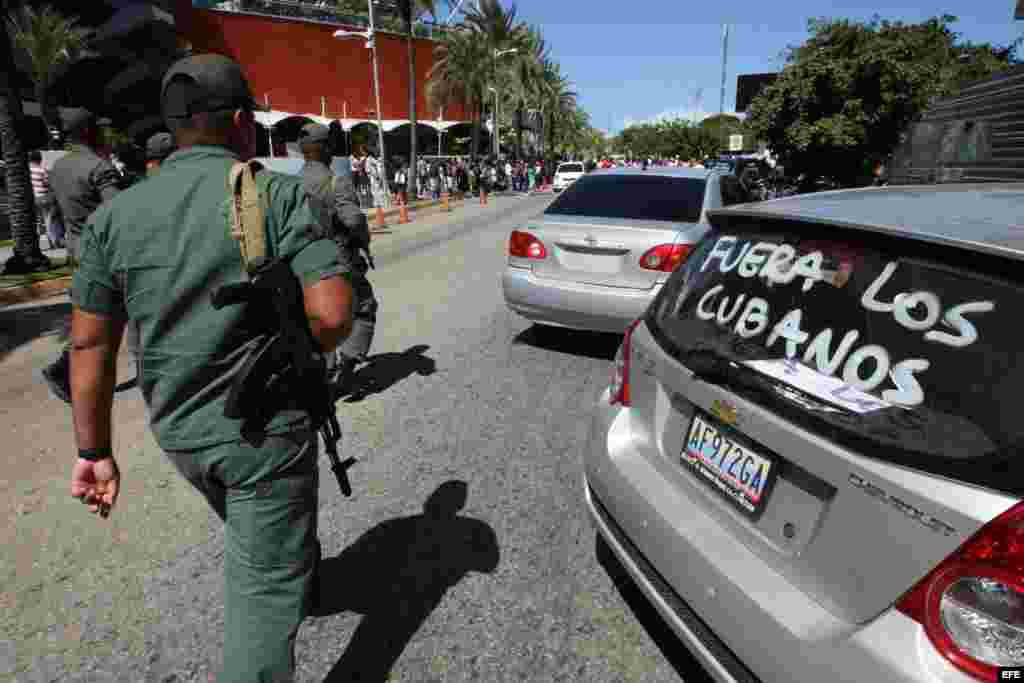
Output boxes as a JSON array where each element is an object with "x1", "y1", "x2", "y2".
[{"x1": 166, "y1": 429, "x2": 320, "y2": 683}]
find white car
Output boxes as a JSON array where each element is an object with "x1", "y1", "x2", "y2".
[{"x1": 552, "y1": 162, "x2": 585, "y2": 192}]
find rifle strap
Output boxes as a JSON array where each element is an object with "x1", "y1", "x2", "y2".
[{"x1": 228, "y1": 161, "x2": 267, "y2": 274}]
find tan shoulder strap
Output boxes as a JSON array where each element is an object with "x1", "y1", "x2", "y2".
[{"x1": 228, "y1": 161, "x2": 267, "y2": 274}]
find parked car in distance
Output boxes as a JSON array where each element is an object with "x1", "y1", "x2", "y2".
[
  {"x1": 552, "y1": 161, "x2": 586, "y2": 192},
  {"x1": 503, "y1": 166, "x2": 747, "y2": 334},
  {"x1": 584, "y1": 183, "x2": 1024, "y2": 683}
]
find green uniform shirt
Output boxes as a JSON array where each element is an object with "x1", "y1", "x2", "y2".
[{"x1": 72, "y1": 146, "x2": 349, "y2": 451}]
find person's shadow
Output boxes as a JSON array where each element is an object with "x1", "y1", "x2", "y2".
[
  {"x1": 316, "y1": 480, "x2": 500, "y2": 682},
  {"x1": 337, "y1": 344, "x2": 436, "y2": 402}
]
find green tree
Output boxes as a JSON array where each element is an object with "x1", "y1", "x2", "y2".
[
  {"x1": 8, "y1": 4, "x2": 90, "y2": 149},
  {"x1": 746, "y1": 15, "x2": 1020, "y2": 186},
  {"x1": 1, "y1": 4, "x2": 60, "y2": 274},
  {"x1": 427, "y1": 25, "x2": 489, "y2": 157},
  {"x1": 462, "y1": 0, "x2": 525, "y2": 157},
  {"x1": 537, "y1": 59, "x2": 576, "y2": 159}
]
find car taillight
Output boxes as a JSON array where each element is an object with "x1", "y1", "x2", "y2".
[
  {"x1": 639, "y1": 244, "x2": 692, "y2": 272},
  {"x1": 895, "y1": 501, "x2": 1024, "y2": 681},
  {"x1": 609, "y1": 319, "x2": 642, "y2": 406},
  {"x1": 509, "y1": 230, "x2": 547, "y2": 259}
]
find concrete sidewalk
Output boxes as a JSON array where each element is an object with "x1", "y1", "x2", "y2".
[{"x1": 0, "y1": 191, "x2": 537, "y2": 307}]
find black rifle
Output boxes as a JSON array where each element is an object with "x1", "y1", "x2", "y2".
[{"x1": 211, "y1": 256, "x2": 355, "y2": 496}]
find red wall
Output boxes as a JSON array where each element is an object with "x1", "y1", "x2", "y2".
[{"x1": 174, "y1": 1, "x2": 468, "y2": 122}]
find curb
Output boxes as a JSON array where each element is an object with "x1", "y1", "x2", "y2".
[{"x1": 0, "y1": 275, "x2": 72, "y2": 307}]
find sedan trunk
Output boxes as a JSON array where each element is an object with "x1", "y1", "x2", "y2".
[{"x1": 530, "y1": 215, "x2": 703, "y2": 290}]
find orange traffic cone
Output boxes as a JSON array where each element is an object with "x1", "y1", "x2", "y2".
[
  {"x1": 398, "y1": 194, "x2": 410, "y2": 224},
  {"x1": 375, "y1": 206, "x2": 385, "y2": 231},
  {"x1": 442, "y1": 192, "x2": 450, "y2": 212}
]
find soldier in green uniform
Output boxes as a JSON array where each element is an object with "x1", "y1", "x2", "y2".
[
  {"x1": 297, "y1": 122, "x2": 378, "y2": 388},
  {"x1": 42, "y1": 109, "x2": 123, "y2": 403},
  {"x1": 67, "y1": 54, "x2": 355, "y2": 682}
]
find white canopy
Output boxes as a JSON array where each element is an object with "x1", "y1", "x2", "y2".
[{"x1": 254, "y1": 109, "x2": 470, "y2": 132}]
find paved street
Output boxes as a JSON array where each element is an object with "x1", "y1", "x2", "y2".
[{"x1": 3, "y1": 193, "x2": 712, "y2": 682}]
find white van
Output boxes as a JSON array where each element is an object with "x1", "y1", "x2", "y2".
[{"x1": 552, "y1": 161, "x2": 585, "y2": 192}]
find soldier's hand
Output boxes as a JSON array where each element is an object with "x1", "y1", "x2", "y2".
[{"x1": 71, "y1": 456, "x2": 121, "y2": 519}]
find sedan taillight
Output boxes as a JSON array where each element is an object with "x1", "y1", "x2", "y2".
[
  {"x1": 509, "y1": 230, "x2": 547, "y2": 259},
  {"x1": 639, "y1": 244, "x2": 693, "y2": 272},
  {"x1": 609, "y1": 319, "x2": 642, "y2": 406},
  {"x1": 896, "y1": 501, "x2": 1024, "y2": 681}
]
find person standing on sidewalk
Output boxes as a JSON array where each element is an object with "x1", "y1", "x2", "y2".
[
  {"x1": 68, "y1": 54, "x2": 354, "y2": 683},
  {"x1": 297, "y1": 122, "x2": 378, "y2": 390},
  {"x1": 29, "y1": 150, "x2": 63, "y2": 250},
  {"x1": 41, "y1": 110, "x2": 123, "y2": 403}
]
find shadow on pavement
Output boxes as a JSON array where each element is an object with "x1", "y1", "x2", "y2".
[
  {"x1": 337, "y1": 344, "x2": 437, "y2": 403},
  {"x1": 513, "y1": 324, "x2": 622, "y2": 361},
  {"x1": 0, "y1": 300, "x2": 69, "y2": 362},
  {"x1": 316, "y1": 480, "x2": 500, "y2": 682},
  {"x1": 595, "y1": 534, "x2": 716, "y2": 683}
]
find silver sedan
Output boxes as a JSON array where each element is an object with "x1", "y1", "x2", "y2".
[{"x1": 502, "y1": 167, "x2": 744, "y2": 334}]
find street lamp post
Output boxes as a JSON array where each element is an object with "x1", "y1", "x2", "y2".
[
  {"x1": 490, "y1": 47, "x2": 517, "y2": 159},
  {"x1": 334, "y1": 0, "x2": 389, "y2": 207}
]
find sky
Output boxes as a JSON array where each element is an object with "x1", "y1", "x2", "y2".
[{"x1": 504, "y1": 0, "x2": 1024, "y2": 135}]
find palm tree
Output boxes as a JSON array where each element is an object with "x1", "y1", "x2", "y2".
[
  {"x1": 426, "y1": 25, "x2": 488, "y2": 157},
  {"x1": 462, "y1": 0, "x2": 525, "y2": 158},
  {"x1": 537, "y1": 59, "x2": 576, "y2": 159},
  {"x1": 0, "y1": 7, "x2": 50, "y2": 273},
  {"x1": 504, "y1": 24, "x2": 546, "y2": 159},
  {"x1": 395, "y1": 0, "x2": 435, "y2": 198},
  {"x1": 8, "y1": 4, "x2": 90, "y2": 150}
]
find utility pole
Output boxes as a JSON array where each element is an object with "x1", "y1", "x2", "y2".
[
  {"x1": 719, "y1": 24, "x2": 729, "y2": 118},
  {"x1": 719, "y1": 23, "x2": 730, "y2": 151}
]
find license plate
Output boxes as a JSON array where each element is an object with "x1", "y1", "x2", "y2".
[{"x1": 681, "y1": 412, "x2": 777, "y2": 520}]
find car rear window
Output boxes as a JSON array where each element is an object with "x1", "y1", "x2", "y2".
[
  {"x1": 545, "y1": 174, "x2": 706, "y2": 223},
  {"x1": 558, "y1": 163, "x2": 584, "y2": 173},
  {"x1": 646, "y1": 214, "x2": 1024, "y2": 494}
]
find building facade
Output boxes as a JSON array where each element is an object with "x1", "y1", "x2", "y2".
[{"x1": 173, "y1": 0, "x2": 475, "y2": 157}]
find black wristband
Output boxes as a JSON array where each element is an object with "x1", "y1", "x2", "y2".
[{"x1": 78, "y1": 447, "x2": 112, "y2": 462}]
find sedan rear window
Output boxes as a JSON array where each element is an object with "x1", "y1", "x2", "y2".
[
  {"x1": 646, "y1": 214, "x2": 1024, "y2": 494},
  {"x1": 558, "y1": 163, "x2": 584, "y2": 174},
  {"x1": 546, "y1": 174, "x2": 706, "y2": 223}
]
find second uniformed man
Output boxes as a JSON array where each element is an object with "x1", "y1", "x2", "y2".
[
  {"x1": 42, "y1": 109, "x2": 123, "y2": 403},
  {"x1": 297, "y1": 122, "x2": 378, "y2": 388}
]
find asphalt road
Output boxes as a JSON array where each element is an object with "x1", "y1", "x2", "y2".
[{"x1": 12, "y1": 193, "x2": 716, "y2": 682}]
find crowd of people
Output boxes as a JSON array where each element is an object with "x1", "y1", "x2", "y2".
[{"x1": 344, "y1": 152, "x2": 563, "y2": 208}]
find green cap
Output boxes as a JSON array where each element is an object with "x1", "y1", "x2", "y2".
[{"x1": 161, "y1": 54, "x2": 267, "y2": 119}]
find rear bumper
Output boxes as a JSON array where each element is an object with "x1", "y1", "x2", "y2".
[
  {"x1": 502, "y1": 265, "x2": 659, "y2": 334},
  {"x1": 583, "y1": 392, "x2": 972, "y2": 683}
]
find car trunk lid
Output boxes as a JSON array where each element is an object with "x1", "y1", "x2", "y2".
[
  {"x1": 629, "y1": 214, "x2": 1024, "y2": 623},
  {"x1": 530, "y1": 215, "x2": 702, "y2": 290}
]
